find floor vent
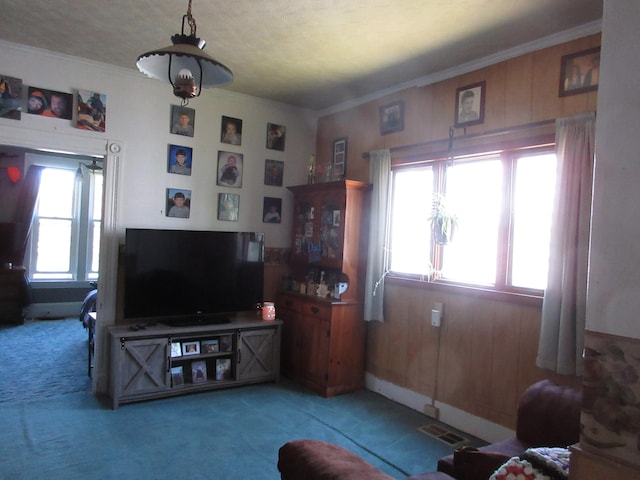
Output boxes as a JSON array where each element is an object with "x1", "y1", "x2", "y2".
[{"x1": 418, "y1": 423, "x2": 468, "y2": 446}]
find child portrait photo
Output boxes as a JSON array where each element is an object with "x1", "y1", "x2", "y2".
[
  {"x1": 166, "y1": 188, "x2": 191, "y2": 218},
  {"x1": 170, "y1": 105, "x2": 195, "y2": 137},
  {"x1": 264, "y1": 159, "x2": 284, "y2": 186},
  {"x1": 263, "y1": 197, "x2": 282, "y2": 224},
  {"x1": 167, "y1": 144, "x2": 192, "y2": 176},
  {"x1": 217, "y1": 151, "x2": 243, "y2": 188},
  {"x1": 220, "y1": 115, "x2": 242, "y2": 145},
  {"x1": 266, "y1": 123, "x2": 286, "y2": 151}
]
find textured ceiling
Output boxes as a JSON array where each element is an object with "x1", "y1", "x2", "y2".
[{"x1": 0, "y1": 0, "x2": 603, "y2": 111}]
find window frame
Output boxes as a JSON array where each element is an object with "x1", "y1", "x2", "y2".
[
  {"x1": 25, "y1": 154, "x2": 103, "y2": 284},
  {"x1": 388, "y1": 135, "x2": 556, "y2": 301}
]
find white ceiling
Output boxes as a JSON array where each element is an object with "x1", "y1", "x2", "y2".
[{"x1": 0, "y1": 0, "x2": 603, "y2": 111}]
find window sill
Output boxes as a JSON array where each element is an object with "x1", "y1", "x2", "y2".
[{"x1": 384, "y1": 275, "x2": 543, "y2": 308}]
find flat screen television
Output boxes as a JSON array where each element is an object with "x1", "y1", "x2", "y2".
[{"x1": 123, "y1": 228, "x2": 264, "y2": 325}]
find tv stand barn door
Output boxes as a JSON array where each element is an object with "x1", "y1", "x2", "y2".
[{"x1": 108, "y1": 315, "x2": 281, "y2": 409}]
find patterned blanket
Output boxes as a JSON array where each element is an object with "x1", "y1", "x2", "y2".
[{"x1": 489, "y1": 447, "x2": 570, "y2": 480}]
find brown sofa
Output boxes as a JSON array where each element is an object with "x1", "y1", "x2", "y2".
[
  {"x1": 277, "y1": 379, "x2": 582, "y2": 480},
  {"x1": 278, "y1": 439, "x2": 455, "y2": 479},
  {"x1": 436, "y1": 379, "x2": 582, "y2": 480}
]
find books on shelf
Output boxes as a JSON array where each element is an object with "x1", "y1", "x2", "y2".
[
  {"x1": 191, "y1": 360, "x2": 207, "y2": 383},
  {"x1": 216, "y1": 358, "x2": 232, "y2": 380},
  {"x1": 171, "y1": 366, "x2": 184, "y2": 387}
]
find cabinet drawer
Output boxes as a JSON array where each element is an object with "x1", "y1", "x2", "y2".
[
  {"x1": 301, "y1": 301, "x2": 331, "y2": 319},
  {"x1": 278, "y1": 294, "x2": 302, "y2": 313}
]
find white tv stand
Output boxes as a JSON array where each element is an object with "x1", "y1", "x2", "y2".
[{"x1": 108, "y1": 312, "x2": 281, "y2": 409}]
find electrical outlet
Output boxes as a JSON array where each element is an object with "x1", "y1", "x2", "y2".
[{"x1": 424, "y1": 404, "x2": 439, "y2": 419}]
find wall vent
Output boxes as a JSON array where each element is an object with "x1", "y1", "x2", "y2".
[{"x1": 418, "y1": 423, "x2": 468, "y2": 446}]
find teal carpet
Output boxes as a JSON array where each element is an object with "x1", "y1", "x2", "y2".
[{"x1": 0, "y1": 319, "x2": 483, "y2": 480}]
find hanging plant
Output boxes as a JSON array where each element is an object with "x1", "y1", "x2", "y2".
[{"x1": 429, "y1": 195, "x2": 458, "y2": 245}]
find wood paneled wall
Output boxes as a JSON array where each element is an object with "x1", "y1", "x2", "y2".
[{"x1": 316, "y1": 35, "x2": 597, "y2": 430}]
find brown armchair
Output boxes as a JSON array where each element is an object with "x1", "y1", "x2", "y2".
[{"x1": 436, "y1": 379, "x2": 582, "y2": 480}]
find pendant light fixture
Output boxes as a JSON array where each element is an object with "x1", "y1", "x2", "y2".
[{"x1": 136, "y1": 0, "x2": 233, "y2": 105}]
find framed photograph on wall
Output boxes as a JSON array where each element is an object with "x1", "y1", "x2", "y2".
[
  {"x1": 379, "y1": 100, "x2": 404, "y2": 135},
  {"x1": 220, "y1": 115, "x2": 242, "y2": 145},
  {"x1": 217, "y1": 151, "x2": 243, "y2": 188},
  {"x1": 27, "y1": 87, "x2": 73, "y2": 120},
  {"x1": 266, "y1": 123, "x2": 286, "y2": 151},
  {"x1": 166, "y1": 188, "x2": 191, "y2": 218},
  {"x1": 454, "y1": 81, "x2": 485, "y2": 128},
  {"x1": 264, "y1": 159, "x2": 284, "y2": 186},
  {"x1": 218, "y1": 193, "x2": 239, "y2": 221},
  {"x1": 76, "y1": 90, "x2": 106, "y2": 131},
  {"x1": 167, "y1": 144, "x2": 192, "y2": 176},
  {"x1": 332, "y1": 137, "x2": 347, "y2": 179},
  {"x1": 0, "y1": 75, "x2": 22, "y2": 120},
  {"x1": 170, "y1": 105, "x2": 195, "y2": 137},
  {"x1": 263, "y1": 197, "x2": 282, "y2": 224},
  {"x1": 559, "y1": 46, "x2": 600, "y2": 97}
]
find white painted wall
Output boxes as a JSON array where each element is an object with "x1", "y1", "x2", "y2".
[
  {"x1": 0, "y1": 40, "x2": 316, "y2": 393},
  {"x1": 587, "y1": 0, "x2": 640, "y2": 339},
  {"x1": 0, "y1": 40, "x2": 316, "y2": 246}
]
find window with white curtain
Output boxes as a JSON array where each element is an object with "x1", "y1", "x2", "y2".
[
  {"x1": 27, "y1": 159, "x2": 102, "y2": 282},
  {"x1": 389, "y1": 145, "x2": 556, "y2": 294}
]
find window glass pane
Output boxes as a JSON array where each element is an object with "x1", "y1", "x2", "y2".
[
  {"x1": 442, "y1": 159, "x2": 502, "y2": 285},
  {"x1": 511, "y1": 153, "x2": 556, "y2": 289},
  {"x1": 90, "y1": 221, "x2": 101, "y2": 274},
  {"x1": 92, "y1": 172, "x2": 103, "y2": 220},
  {"x1": 390, "y1": 167, "x2": 433, "y2": 274},
  {"x1": 37, "y1": 168, "x2": 74, "y2": 218},
  {"x1": 35, "y1": 218, "x2": 71, "y2": 273}
]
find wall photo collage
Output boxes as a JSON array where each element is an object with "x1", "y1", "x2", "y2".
[{"x1": 164, "y1": 105, "x2": 285, "y2": 224}]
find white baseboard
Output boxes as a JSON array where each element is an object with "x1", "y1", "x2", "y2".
[
  {"x1": 365, "y1": 372, "x2": 514, "y2": 443},
  {"x1": 24, "y1": 302, "x2": 82, "y2": 319}
]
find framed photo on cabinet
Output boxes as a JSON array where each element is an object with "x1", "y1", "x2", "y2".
[{"x1": 454, "y1": 81, "x2": 485, "y2": 128}]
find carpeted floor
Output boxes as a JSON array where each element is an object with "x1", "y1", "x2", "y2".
[
  {"x1": 0, "y1": 318, "x2": 92, "y2": 403},
  {"x1": 0, "y1": 318, "x2": 484, "y2": 479}
]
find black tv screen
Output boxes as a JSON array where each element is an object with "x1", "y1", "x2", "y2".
[{"x1": 124, "y1": 229, "x2": 264, "y2": 324}]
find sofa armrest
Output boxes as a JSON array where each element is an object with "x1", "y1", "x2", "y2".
[{"x1": 278, "y1": 439, "x2": 395, "y2": 480}]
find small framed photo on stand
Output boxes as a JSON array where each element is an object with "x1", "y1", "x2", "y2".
[
  {"x1": 171, "y1": 342, "x2": 182, "y2": 358},
  {"x1": 215, "y1": 358, "x2": 232, "y2": 380},
  {"x1": 191, "y1": 360, "x2": 207, "y2": 383},
  {"x1": 201, "y1": 339, "x2": 219, "y2": 353},
  {"x1": 182, "y1": 341, "x2": 200, "y2": 356},
  {"x1": 171, "y1": 366, "x2": 184, "y2": 387}
]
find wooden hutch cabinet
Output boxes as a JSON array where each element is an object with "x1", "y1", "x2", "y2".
[{"x1": 278, "y1": 180, "x2": 370, "y2": 397}]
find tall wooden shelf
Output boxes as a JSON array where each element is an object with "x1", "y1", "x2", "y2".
[{"x1": 279, "y1": 180, "x2": 370, "y2": 397}]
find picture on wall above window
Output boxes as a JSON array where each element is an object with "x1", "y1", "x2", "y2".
[
  {"x1": 166, "y1": 188, "x2": 191, "y2": 218},
  {"x1": 332, "y1": 137, "x2": 348, "y2": 179},
  {"x1": 76, "y1": 90, "x2": 106, "y2": 132},
  {"x1": 220, "y1": 115, "x2": 242, "y2": 145},
  {"x1": 170, "y1": 104, "x2": 195, "y2": 137},
  {"x1": 559, "y1": 46, "x2": 600, "y2": 97},
  {"x1": 264, "y1": 159, "x2": 284, "y2": 186},
  {"x1": 263, "y1": 197, "x2": 282, "y2": 224},
  {"x1": 379, "y1": 100, "x2": 404, "y2": 135},
  {"x1": 0, "y1": 75, "x2": 22, "y2": 120},
  {"x1": 167, "y1": 144, "x2": 192, "y2": 176},
  {"x1": 218, "y1": 193, "x2": 239, "y2": 221},
  {"x1": 266, "y1": 122, "x2": 286, "y2": 151},
  {"x1": 27, "y1": 87, "x2": 73, "y2": 120},
  {"x1": 217, "y1": 151, "x2": 243, "y2": 188},
  {"x1": 454, "y1": 81, "x2": 485, "y2": 128}
]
